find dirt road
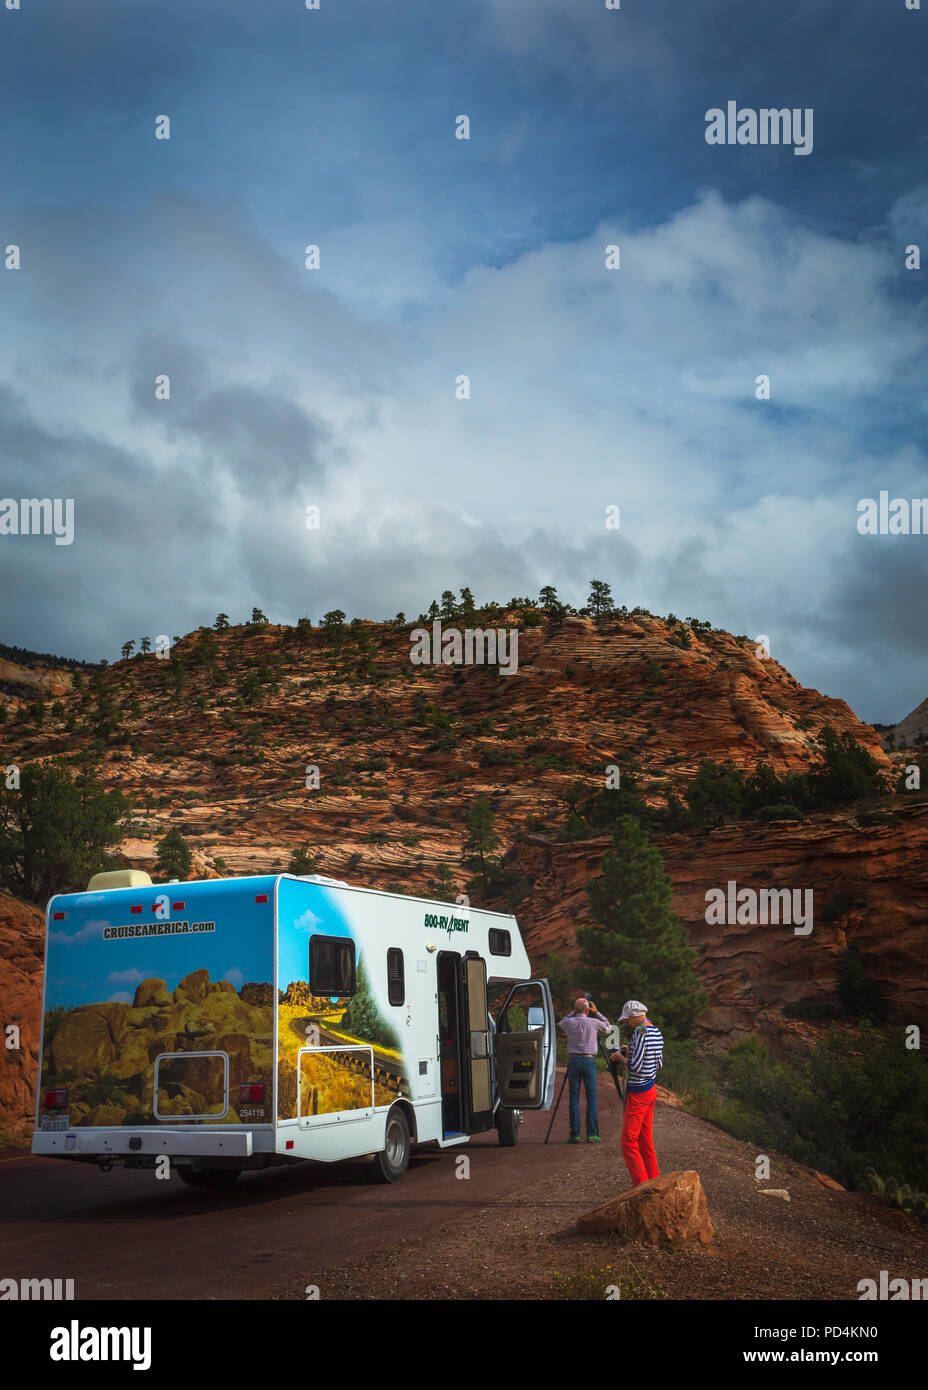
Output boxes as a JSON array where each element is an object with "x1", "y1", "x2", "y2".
[
  {"x1": 0, "y1": 1101, "x2": 580, "y2": 1300},
  {"x1": 4, "y1": 1075, "x2": 925, "y2": 1302}
]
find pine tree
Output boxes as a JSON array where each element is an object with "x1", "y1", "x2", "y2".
[
  {"x1": 295, "y1": 617, "x2": 313, "y2": 651},
  {"x1": 0, "y1": 761, "x2": 133, "y2": 902},
  {"x1": 440, "y1": 589, "x2": 459, "y2": 622},
  {"x1": 154, "y1": 826, "x2": 193, "y2": 882},
  {"x1": 587, "y1": 579, "x2": 614, "y2": 624},
  {"x1": 287, "y1": 845, "x2": 321, "y2": 876},
  {"x1": 214, "y1": 613, "x2": 230, "y2": 631},
  {"x1": 579, "y1": 815, "x2": 706, "y2": 1037},
  {"x1": 341, "y1": 955, "x2": 399, "y2": 1050},
  {"x1": 461, "y1": 795, "x2": 500, "y2": 895},
  {"x1": 321, "y1": 609, "x2": 346, "y2": 639},
  {"x1": 426, "y1": 862, "x2": 459, "y2": 903}
]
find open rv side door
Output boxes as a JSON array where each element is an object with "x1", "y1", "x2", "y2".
[
  {"x1": 494, "y1": 977, "x2": 556, "y2": 1109},
  {"x1": 457, "y1": 953, "x2": 495, "y2": 1134}
]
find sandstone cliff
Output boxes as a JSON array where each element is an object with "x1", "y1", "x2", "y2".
[{"x1": 0, "y1": 611, "x2": 921, "y2": 1141}]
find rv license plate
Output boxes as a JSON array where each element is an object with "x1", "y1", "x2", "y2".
[{"x1": 41, "y1": 1115, "x2": 70, "y2": 1131}]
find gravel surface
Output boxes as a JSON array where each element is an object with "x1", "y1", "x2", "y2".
[{"x1": 272, "y1": 1082, "x2": 928, "y2": 1301}]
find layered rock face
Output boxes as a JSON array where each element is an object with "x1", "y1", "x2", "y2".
[
  {"x1": 0, "y1": 658, "x2": 73, "y2": 701},
  {"x1": 0, "y1": 893, "x2": 44, "y2": 1145},
  {"x1": 518, "y1": 800, "x2": 928, "y2": 1051},
  {"x1": 885, "y1": 695, "x2": 928, "y2": 750},
  {"x1": 0, "y1": 612, "x2": 920, "y2": 1140}
]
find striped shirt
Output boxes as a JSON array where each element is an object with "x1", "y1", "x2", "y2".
[
  {"x1": 558, "y1": 1009, "x2": 610, "y2": 1055},
  {"x1": 626, "y1": 1021, "x2": 664, "y2": 1093}
]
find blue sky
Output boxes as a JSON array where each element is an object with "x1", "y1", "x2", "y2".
[
  {"x1": 1, "y1": 0, "x2": 926, "y2": 722},
  {"x1": 45, "y1": 876, "x2": 276, "y2": 1009}
]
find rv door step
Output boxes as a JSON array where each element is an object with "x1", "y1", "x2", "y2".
[{"x1": 442, "y1": 1130, "x2": 464, "y2": 1139}]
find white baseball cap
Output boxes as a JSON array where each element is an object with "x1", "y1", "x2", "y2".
[{"x1": 619, "y1": 999, "x2": 648, "y2": 1021}]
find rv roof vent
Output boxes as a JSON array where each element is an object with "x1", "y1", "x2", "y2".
[
  {"x1": 87, "y1": 869, "x2": 154, "y2": 892},
  {"x1": 297, "y1": 873, "x2": 349, "y2": 888}
]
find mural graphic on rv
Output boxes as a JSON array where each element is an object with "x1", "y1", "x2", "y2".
[
  {"x1": 276, "y1": 878, "x2": 408, "y2": 1122},
  {"x1": 39, "y1": 877, "x2": 275, "y2": 1128}
]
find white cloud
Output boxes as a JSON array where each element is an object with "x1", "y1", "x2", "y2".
[
  {"x1": 293, "y1": 910, "x2": 322, "y2": 934},
  {"x1": 105, "y1": 968, "x2": 147, "y2": 987},
  {"x1": 2, "y1": 185, "x2": 925, "y2": 720},
  {"x1": 49, "y1": 918, "x2": 108, "y2": 945}
]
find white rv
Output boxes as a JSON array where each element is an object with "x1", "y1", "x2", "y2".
[{"x1": 33, "y1": 871, "x2": 556, "y2": 1185}]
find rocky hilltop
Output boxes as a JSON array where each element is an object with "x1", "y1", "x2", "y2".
[
  {"x1": 0, "y1": 657, "x2": 73, "y2": 701},
  {"x1": 885, "y1": 695, "x2": 928, "y2": 751},
  {"x1": 1, "y1": 609, "x2": 923, "y2": 1140}
]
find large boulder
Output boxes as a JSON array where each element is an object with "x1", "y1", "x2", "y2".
[
  {"x1": 88, "y1": 1002, "x2": 129, "y2": 1039},
  {"x1": 577, "y1": 1170, "x2": 713, "y2": 1246},
  {"x1": 240, "y1": 982, "x2": 274, "y2": 1006},
  {"x1": 174, "y1": 968, "x2": 210, "y2": 1003},
  {"x1": 51, "y1": 1010, "x2": 116, "y2": 1073},
  {"x1": 133, "y1": 978, "x2": 171, "y2": 1008}
]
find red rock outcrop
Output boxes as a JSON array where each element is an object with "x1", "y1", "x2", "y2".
[
  {"x1": 518, "y1": 800, "x2": 928, "y2": 1050},
  {"x1": 0, "y1": 893, "x2": 44, "y2": 1146},
  {"x1": 0, "y1": 658, "x2": 73, "y2": 699},
  {"x1": 577, "y1": 1169, "x2": 713, "y2": 1245},
  {"x1": 0, "y1": 613, "x2": 919, "y2": 1141}
]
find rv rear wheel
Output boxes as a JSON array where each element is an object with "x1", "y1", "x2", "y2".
[
  {"x1": 366, "y1": 1106, "x2": 410, "y2": 1184},
  {"x1": 176, "y1": 1167, "x2": 242, "y2": 1189},
  {"x1": 496, "y1": 1107, "x2": 522, "y2": 1147}
]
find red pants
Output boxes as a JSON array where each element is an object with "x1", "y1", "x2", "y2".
[{"x1": 621, "y1": 1087, "x2": 659, "y2": 1186}]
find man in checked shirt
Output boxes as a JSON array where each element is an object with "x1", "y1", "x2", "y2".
[{"x1": 557, "y1": 996, "x2": 611, "y2": 1142}]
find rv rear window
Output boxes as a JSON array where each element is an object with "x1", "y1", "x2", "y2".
[
  {"x1": 488, "y1": 928, "x2": 511, "y2": 957},
  {"x1": 309, "y1": 935, "x2": 356, "y2": 998},
  {"x1": 387, "y1": 948, "x2": 405, "y2": 1006}
]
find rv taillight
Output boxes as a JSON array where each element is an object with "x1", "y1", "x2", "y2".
[
  {"x1": 255, "y1": 894, "x2": 268, "y2": 904},
  {"x1": 239, "y1": 1083, "x2": 264, "y2": 1104},
  {"x1": 45, "y1": 1088, "x2": 68, "y2": 1109},
  {"x1": 52, "y1": 911, "x2": 65, "y2": 921}
]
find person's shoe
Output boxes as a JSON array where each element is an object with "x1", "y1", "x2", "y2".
[
  {"x1": 587, "y1": 1134, "x2": 603, "y2": 1143},
  {"x1": 568, "y1": 1135, "x2": 581, "y2": 1143}
]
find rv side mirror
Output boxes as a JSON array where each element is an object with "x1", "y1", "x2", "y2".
[{"x1": 527, "y1": 1005, "x2": 545, "y2": 1031}]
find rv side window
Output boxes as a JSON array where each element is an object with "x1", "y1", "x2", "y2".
[
  {"x1": 387, "y1": 948, "x2": 405, "y2": 1006},
  {"x1": 488, "y1": 928, "x2": 511, "y2": 957},
  {"x1": 309, "y1": 935, "x2": 356, "y2": 997}
]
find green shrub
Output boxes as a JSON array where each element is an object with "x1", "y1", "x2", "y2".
[
  {"x1": 836, "y1": 946, "x2": 886, "y2": 1021},
  {"x1": 753, "y1": 803, "x2": 803, "y2": 822},
  {"x1": 554, "y1": 1260, "x2": 666, "y2": 1301}
]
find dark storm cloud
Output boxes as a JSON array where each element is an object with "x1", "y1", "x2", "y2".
[{"x1": 0, "y1": 0, "x2": 926, "y2": 728}]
